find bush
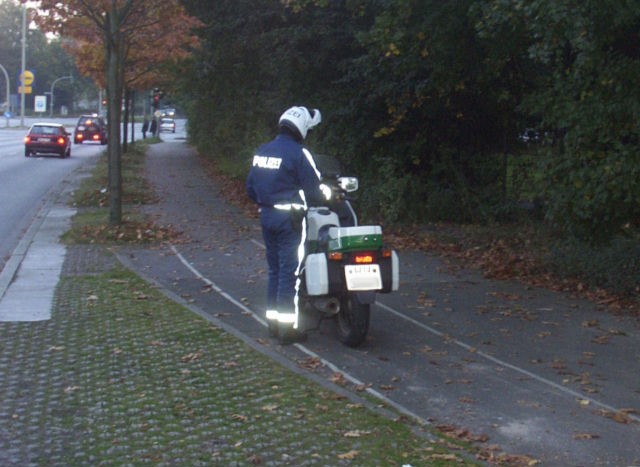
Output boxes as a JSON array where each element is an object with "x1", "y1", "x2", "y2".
[
  {"x1": 550, "y1": 236, "x2": 640, "y2": 297},
  {"x1": 542, "y1": 145, "x2": 640, "y2": 244}
]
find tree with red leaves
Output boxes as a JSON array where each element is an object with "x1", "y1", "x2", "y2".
[{"x1": 35, "y1": 0, "x2": 201, "y2": 225}]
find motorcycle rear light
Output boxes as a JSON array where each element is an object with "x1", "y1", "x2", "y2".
[
  {"x1": 353, "y1": 253, "x2": 374, "y2": 264},
  {"x1": 328, "y1": 252, "x2": 343, "y2": 261}
]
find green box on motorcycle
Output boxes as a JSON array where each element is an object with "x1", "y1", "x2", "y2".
[
  {"x1": 305, "y1": 226, "x2": 399, "y2": 295},
  {"x1": 327, "y1": 226, "x2": 382, "y2": 252}
]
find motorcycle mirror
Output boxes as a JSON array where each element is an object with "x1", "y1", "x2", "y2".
[{"x1": 338, "y1": 177, "x2": 358, "y2": 192}]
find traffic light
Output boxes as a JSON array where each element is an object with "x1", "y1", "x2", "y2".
[{"x1": 151, "y1": 88, "x2": 163, "y2": 109}]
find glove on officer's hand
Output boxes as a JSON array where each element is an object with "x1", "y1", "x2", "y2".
[{"x1": 319, "y1": 183, "x2": 332, "y2": 201}]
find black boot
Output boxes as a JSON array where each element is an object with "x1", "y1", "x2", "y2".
[
  {"x1": 267, "y1": 319, "x2": 279, "y2": 338},
  {"x1": 277, "y1": 325, "x2": 307, "y2": 345}
]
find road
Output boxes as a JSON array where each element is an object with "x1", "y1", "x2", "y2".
[
  {"x1": 0, "y1": 116, "x2": 183, "y2": 273},
  {"x1": 0, "y1": 117, "x2": 103, "y2": 273},
  {"x1": 123, "y1": 140, "x2": 640, "y2": 466}
]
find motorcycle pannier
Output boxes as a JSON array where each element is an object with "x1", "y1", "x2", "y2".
[{"x1": 305, "y1": 253, "x2": 329, "y2": 295}]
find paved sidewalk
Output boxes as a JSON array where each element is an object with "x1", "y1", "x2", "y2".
[{"x1": 0, "y1": 205, "x2": 75, "y2": 322}]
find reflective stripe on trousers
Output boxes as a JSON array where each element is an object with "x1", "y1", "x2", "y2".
[{"x1": 266, "y1": 309, "x2": 296, "y2": 324}]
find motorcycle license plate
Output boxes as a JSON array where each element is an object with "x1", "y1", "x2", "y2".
[{"x1": 344, "y1": 264, "x2": 382, "y2": 291}]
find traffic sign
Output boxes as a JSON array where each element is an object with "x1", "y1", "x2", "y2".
[
  {"x1": 20, "y1": 70, "x2": 34, "y2": 86},
  {"x1": 35, "y1": 95, "x2": 47, "y2": 113}
]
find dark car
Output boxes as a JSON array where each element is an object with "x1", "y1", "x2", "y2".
[
  {"x1": 159, "y1": 117, "x2": 176, "y2": 133},
  {"x1": 24, "y1": 123, "x2": 72, "y2": 158},
  {"x1": 519, "y1": 128, "x2": 540, "y2": 143},
  {"x1": 160, "y1": 107, "x2": 176, "y2": 117},
  {"x1": 74, "y1": 114, "x2": 107, "y2": 145}
]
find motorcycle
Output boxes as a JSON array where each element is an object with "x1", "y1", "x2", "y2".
[{"x1": 298, "y1": 162, "x2": 399, "y2": 347}]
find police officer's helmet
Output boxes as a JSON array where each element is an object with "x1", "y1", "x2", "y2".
[{"x1": 278, "y1": 106, "x2": 322, "y2": 141}]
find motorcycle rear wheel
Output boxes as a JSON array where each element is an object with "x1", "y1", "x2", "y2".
[{"x1": 336, "y1": 295, "x2": 370, "y2": 347}]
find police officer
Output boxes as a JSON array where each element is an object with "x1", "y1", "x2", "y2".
[{"x1": 246, "y1": 106, "x2": 329, "y2": 343}]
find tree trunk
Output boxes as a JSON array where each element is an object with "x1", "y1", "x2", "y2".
[{"x1": 107, "y1": 10, "x2": 124, "y2": 226}]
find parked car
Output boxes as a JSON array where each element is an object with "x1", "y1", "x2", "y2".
[
  {"x1": 159, "y1": 117, "x2": 176, "y2": 133},
  {"x1": 74, "y1": 114, "x2": 107, "y2": 145},
  {"x1": 24, "y1": 123, "x2": 71, "y2": 158}
]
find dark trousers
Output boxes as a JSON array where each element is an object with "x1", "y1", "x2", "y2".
[{"x1": 260, "y1": 208, "x2": 302, "y2": 317}]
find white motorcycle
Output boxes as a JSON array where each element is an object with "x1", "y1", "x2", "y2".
[{"x1": 299, "y1": 164, "x2": 399, "y2": 347}]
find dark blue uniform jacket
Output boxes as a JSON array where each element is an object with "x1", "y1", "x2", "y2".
[{"x1": 246, "y1": 133, "x2": 324, "y2": 208}]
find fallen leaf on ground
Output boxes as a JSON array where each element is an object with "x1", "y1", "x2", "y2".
[
  {"x1": 181, "y1": 351, "x2": 203, "y2": 362},
  {"x1": 596, "y1": 409, "x2": 632, "y2": 424},
  {"x1": 298, "y1": 357, "x2": 324, "y2": 370},
  {"x1": 582, "y1": 320, "x2": 598, "y2": 327},
  {"x1": 427, "y1": 454, "x2": 460, "y2": 461},
  {"x1": 343, "y1": 430, "x2": 371, "y2": 437},
  {"x1": 330, "y1": 372, "x2": 346, "y2": 385},
  {"x1": 337, "y1": 450, "x2": 359, "y2": 460},
  {"x1": 592, "y1": 335, "x2": 611, "y2": 345}
]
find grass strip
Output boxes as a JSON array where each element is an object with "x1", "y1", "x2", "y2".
[{"x1": 44, "y1": 267, "x2": 480, "y2": 466}]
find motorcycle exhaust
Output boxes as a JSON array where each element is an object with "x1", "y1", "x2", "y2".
[{"x1": 312, "y1": 297, "x2": 340, "y2": 315}]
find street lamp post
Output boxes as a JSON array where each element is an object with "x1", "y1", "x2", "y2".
[
  {"x1": 20, "y1": 0, "x2": 26, "y2": 127},
  {"x1": 0, "y1": 64, "x2": 9, "y2": 127},
  {"x1": 49, "y1": 75, "x2": 73, "y2": 117}
]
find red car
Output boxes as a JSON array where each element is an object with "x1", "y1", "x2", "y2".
[
  {"x1": 24, "y1": 123, "x2": 72, "y2": 158},
  {"x1": 74, "y1": 114, "x2": 108, "y2": 145}
]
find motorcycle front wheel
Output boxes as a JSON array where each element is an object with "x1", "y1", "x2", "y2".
[{"x1": 336, "y1": 295, "x2": 370, "y2": 347}]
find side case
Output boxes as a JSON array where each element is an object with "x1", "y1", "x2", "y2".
[
  {"x1": 379, "y1": 250, "x2": 400, "y2": 293},
  {"x1": 305, "y1": 253, "x2": 329, "y2": 296}
]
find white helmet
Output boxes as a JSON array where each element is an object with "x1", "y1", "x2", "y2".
[{"x1": 278, "y1": 106, "x2": 322, "y2": 140}]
